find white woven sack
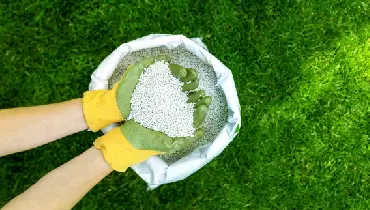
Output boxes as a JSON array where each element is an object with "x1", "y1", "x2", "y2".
[{"x1": 89, "y1": 34, "x2": 241, "y2": 189}]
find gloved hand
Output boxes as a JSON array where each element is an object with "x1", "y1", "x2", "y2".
[
  {"x1": 82, "y1": 55, "x2": 210, "y2": 131},
  {"x1": 82, "y1": 56, "x2": 168, "y2": 132},
  {"x1": 84, "y1": 56, "x2": 212, "y2": 172},
  {"x1": 93, "y1": 121, "x2": 205, "y2": 172}
]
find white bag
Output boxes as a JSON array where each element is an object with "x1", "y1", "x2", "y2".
[{"x1": 89, "y1": 34, "x2": 241, "y2": 189}]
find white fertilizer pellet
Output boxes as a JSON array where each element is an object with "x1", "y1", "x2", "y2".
[
  {"x1": 127, "y1": 60, "x2": 195, "y2": 138},
  {"x1": 109, "y1": 45, "x2": 228, "y2": 163}
]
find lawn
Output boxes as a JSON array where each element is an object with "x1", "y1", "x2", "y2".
[{"x1": 1, "y1": 0, "x2": 370, "y2": 209}]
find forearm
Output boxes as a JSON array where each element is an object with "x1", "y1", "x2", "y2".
[
  {"x1": 2, "y1": 147, "x2": 113, "y2": 210},
  {"x1": 0, "y1": 99, "x2": 88, "y2": 156}
]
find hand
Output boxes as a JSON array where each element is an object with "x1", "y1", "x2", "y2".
[
  {"x1": 82, "y1": 56, "x2": 211, "y2": 131},
  {"x1": 82, "y1": 56, "x2": 170, "y2": 131},
  {"x1": 93, "y1": 121, "x2": 205, "y2": 172}
]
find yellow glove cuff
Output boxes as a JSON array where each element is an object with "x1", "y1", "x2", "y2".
[
  {"x1": 82, "y1": 84, "x2": 123, "y2": 132},
  {"x1": 94, "y1": 127, "x2": 159, "y2": 172}
]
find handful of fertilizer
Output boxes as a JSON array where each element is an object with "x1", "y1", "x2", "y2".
[
  {"x1": 109, "y1": 45, "x2": 228, "y2": 163},
  {"x1": 127, "y1": 56, "x2": 211, "y2": 139}
]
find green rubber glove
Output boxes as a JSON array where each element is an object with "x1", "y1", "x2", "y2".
[{"x1": 82, "y1": 56, "x2": 170, "y2": 132}]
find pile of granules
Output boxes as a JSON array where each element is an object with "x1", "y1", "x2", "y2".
[{"x1": 127, "y1": 60, "x2": 195, "y2": 138}]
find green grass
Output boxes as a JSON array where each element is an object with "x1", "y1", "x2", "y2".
[{"x1": 1, "y1": 0, "x2": 370, "y2": 209}]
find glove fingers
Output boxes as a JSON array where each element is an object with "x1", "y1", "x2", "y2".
[
  {"x1": 169, "y1": 64, "x2": 188, "y2": 78},
  {"x1": 180, "y1": 68, "x2": 198, "y2": 82},
  {"x1": 195, "y1": 96, "x2": 212, "y2": 108},
  {"x1": 187, "y1": 90, "x2": 206, "y2": 103},
  {"x1": 193, "y1": 104, "x2": 209, "y2": 128},
  {"x1": 182, "y1": 79, "x2": 199, "y2": 91}
]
